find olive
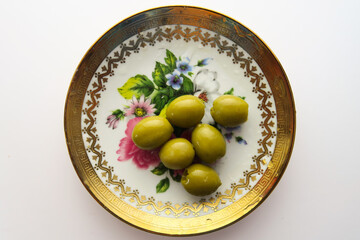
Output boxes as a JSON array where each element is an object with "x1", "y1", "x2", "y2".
[
  {"x1": 166, "y1": 95, "x2": 205, "y2": 128},
  {"x1": 191, "y1": 124, "x2": 226, "y2": 163},
  {"x1": 181, "y1": 164, "x2": 222, "y2": 196},
  {"x1": 210, "y1": 95, "x2": 248, "y2": 127},
  {"x1": 132, "y1": 116, "x2": 173, "y2": 150},
  {"x1": 159, "y1": 138, "x2": 194, "y2": 170}
]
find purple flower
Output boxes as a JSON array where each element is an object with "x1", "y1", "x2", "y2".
[
  {"x1": 176, "y1": 57, "x2": 192, "y2": 74},
  {"x1": 224, "y1": 132, "x2": 233, "y2": 143},
  {"x1": 106, "y1": 109, "x2": 124, "y2": 129},
  {"x1": 166, "y1": 70, "x2": 183, "y2": 90},
  {"x1": 235, "y1": 136, "x2": 248, "y2": 145},
  {"x1": 224, "y1": 125, "x2": 241, "y2": 132},
  {"x1": 197, "y1": 58, "x2": 212, "y2": 67}
]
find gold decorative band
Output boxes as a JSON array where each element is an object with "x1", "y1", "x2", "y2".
[{"x1": 64, "y1": 6, "x2": 295, "y2": 235}]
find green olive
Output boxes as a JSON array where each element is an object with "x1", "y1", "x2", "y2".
[
  {"x1": 191, "y1": 124, "x2": 226, "y2": 163},
  {"x1": 181, "y1": 164, "x2": 222, "y2": 196},
  {"x1": 159, "y1": 138, "x2": 194, "y2": 170},
  {"x1": 166, "y1": 95, "x2": 205, "y2": 128},
  {"x1": 210, "y1": 95, "x2": 248, "y2": 127},
  {"x1": 132, "y1": 116, "x2": 173, "y2": 150}
]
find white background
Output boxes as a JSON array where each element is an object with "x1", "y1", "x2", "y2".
[{"x1": 1, "y1": 0, "x2": 359, "y2": 239}]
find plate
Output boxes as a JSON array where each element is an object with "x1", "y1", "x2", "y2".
[{"x1": 64, "y1": 6, "x2": 295, "y2": 236}]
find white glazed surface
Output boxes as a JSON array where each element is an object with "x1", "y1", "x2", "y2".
[{"x1": 81, "y1": 25, "x2": 277, "y2": 217}]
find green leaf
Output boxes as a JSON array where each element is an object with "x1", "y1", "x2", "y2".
[
  {"x1": 156, "y1": 177, "x2": 170, "y2": 193},
  {"x1": 164, "y1": 49, "x2": 177, "y2": 71},
  {"x1": 152, "y1": 62, "x2": 169, "y2": 88},
  {"x1": 196, "y1": 60, "x2": 204, "y2": 67},
  {"x1": 167, "y1": 87, "x2": 176, "y2": 99},
  {"x1": 158, "y1": 96, "x2": 177, "y2": 117},
  {"x1": 159, "y1": 104, "x2": 169, "y2": 118},
  {"x1": 112, "y1": 109, "x2": 125, "y2": 120},
  {"x1": 239, "y1": 96, "x2": 246, "y2": 100},
  {"x1": 173, "y1": 126, "x2": 186, "y2": 138},
  {"x1": 152, "y1": 89, "x2": 170, "y2": 115},
  {"x1": 224, "y1": 88, "x2": 234, "y2": 95},
  {"x1": 118, "y1": 74, "x2": 154, "y2": 99},
  {"x1": 151, "y1": 162, "x2": 168, "y2": 176},
  {"x1": 235, "y1": 136, "x2": 243, "y2": 142},
  {"x1": 188, "y1": 72, "x2": 194, "y2": 77},
  {"x1": 235, "y1": 136, "x2": 248, "y2": 145},
  {"x1": 210, "y1": 122, "x2": 222, "y2": 133},
  {"x1": 179, "y1": 74, "x2": 194, "y2": 95},
  {"x1": 159, "y1": 62, "x2": 171, "y2": 75},
  {"x1": 112, "y1": 109, "x2": 122, "y2": 116},
  {"x1": 169, "y1": 170, "x2": 182, "y2": 182}
]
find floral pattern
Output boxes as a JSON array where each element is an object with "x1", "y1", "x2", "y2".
[
  {"x1": 165, "y1": 70, "x2": 183, "y2": 90},
  {"x1": 193, "y1": 69, "x2": 220, "y2": 124},
  {"x1": 107, "y1": 49, "x2": 247, "y2": 193},
  {"x1": 106, "y1": 109, "x2": 125, "y2": 129},
  {"x1": 116, "y1": 117, "x2": 161, "y2": 169},
  {"x1": 176, "y1": 57, "x2": 192, "y2": 74},
  {"x1": 125, "y1": 95, "x2": 156, "y2": 117},
  {"x1": 74, "y1": 22, "x2": 282, "y2": 219}
]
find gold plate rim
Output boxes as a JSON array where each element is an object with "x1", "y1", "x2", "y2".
[{"x1": 64, "y1": 5, "x2": 296, "y2": 236}]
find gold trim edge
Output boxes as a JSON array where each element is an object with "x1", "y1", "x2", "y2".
[{"x1": 64, "y1": 5, "x2": 296, "y2": 236}]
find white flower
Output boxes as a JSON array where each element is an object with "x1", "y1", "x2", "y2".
[
  {"x1": 193, "y1": 69, "x2": 221, "y2": 124},
  {"x1": 194, "y1": 69, "x2": 219, "y2": 93}
]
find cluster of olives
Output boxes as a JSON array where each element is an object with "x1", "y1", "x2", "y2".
[{"x1": 132, "y1": 95, "x2": 248, "y2": 196}]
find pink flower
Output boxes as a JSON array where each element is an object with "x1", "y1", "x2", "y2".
[
  {"x1": 106, "y1": 115, "x2": 119, "y2": 129},
  {"x1": 124, "y1": 116, "x2": 143, "y2": 137},
  {"x1": 116, "y1": 117, "x2": 161, "y2": 169},
  {"x1": 106, "y1": 109, "x2": 125, "y2": 129},
  {"x1": 125, "y1": 95, "x2": 156, "y2": 117},
  {"x1": 180, "y1": 129, "x2": 193, "y2": 142},
  {"x1": 172, "y1": 169, "x2": 184, "y2": 177}
]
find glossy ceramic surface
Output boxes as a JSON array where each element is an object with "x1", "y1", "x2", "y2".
[{"x1": 64, "y1": 6, "x2": 296, "y2": 236}]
